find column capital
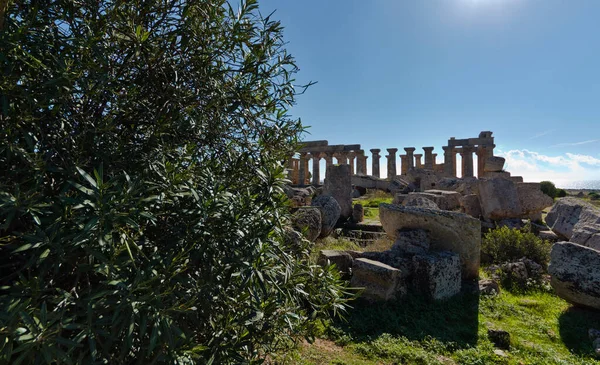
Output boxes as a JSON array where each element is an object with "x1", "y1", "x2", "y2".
[
  {"x1": 386, "y1": 148, "x2": 398, "y2": 154},
  {"x1": 422, "y1": 146, "x2": 435, "y2": 152},
  {"x1": 404, "y1": 147, "x2": 416, "y2": 153},
  {"x1": 370, "y1": 148, "x2": 381, "y2": 154}
]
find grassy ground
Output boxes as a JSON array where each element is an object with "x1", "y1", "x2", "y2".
[
  {"x1": 353, "y1": 190, "x2": 394, "y2": 225},
  {"x1": 272, "y1": 274, "x2": 600, "y2": 364}
]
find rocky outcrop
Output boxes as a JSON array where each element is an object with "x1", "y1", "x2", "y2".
[
  {"x1": 545, "y1": 198, "x2": 600, "y2": 249},
  {"x1": 291, "y1": 207, "x2": 322, "y2": 242},
  {"x1": 323, "y1": 165, "x2": 352, "y2": 219},
  {"x1": 379, "y1": 204, "x2": 481, "y2": 279},
  {"x1": 311, "y1": 195, "x2": 341, "y2": 238},
  {"x1": 548, "y1": 242, "x2": 600, "y2": 310}
]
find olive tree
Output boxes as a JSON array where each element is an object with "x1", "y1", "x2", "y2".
[{"x1": 0, "y1": 1, "x2": 349, "y2": 363}]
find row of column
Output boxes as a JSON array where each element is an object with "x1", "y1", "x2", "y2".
[
  {"x1": 293, "y1": 150, "x2": 369, "y2": 186},
  {"x1": 291, "y1": 144, "x2": 495, "y2": 185}
]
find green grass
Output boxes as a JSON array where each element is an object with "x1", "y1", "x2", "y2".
[
  {"x1": 275, "y1": 286, "x2": 600, "y2": 365},
  {"x1": 354, "y1": 190, "x2": 393, "y2": 224}
]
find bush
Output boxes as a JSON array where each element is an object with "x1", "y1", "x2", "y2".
[
  {"x1": 556, "y1": 189, "x2": 567, "y2": 197},
  {"x1": 482, "y1": 225, "x2": 551, "y2": 267},
  {"x1": 540, "y1": 181, "x2": 558, "y2": 198},
  {"x1": 0, "y1": 1, "x2": 349, "y2": 363},
  {"x1": 590, "y1": 192, "x2": 600, "y2": 201}
]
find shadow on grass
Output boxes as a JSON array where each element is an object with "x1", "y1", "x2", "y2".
[
  {"x1": 332, "y1": 285, "x2": 480, "y2": 349},
  {"x1": 558, "y1": 305, "x2": 600, "y2": 356}
]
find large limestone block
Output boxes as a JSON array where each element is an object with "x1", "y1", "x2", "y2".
[
  {"x1": 413, "y1": 251, "x2": 462, "y2": 300},
  {"x1": 478, "y1": 178, "x2": 521, "y2": 221},
  {"x1": 291, "y1": 207, "x2": 322, "y2": 242},
  {"x1": 437, "y1": 177, "x2": 479, "y2": 195},
  {"x1": 311, "y1": 195, "x2": 341, "y2": 238},
  {"x1": 484, "y1": 156, "x2": 506, "y2": 172},
  {"x1": 548, "y1": 242, "x2": 600, "y2": 310},
  {"x1": 318, "y1": 250, "x2": 353, "y2": 276},
  {"x1": 546, "y1": 198, "x2": 600, "y2": 249},
  {"x1": 379, "y1": 204, "x2": 481, "y2": 279},
  {"x1": 323, "y1": 165, "x2": 352, "y2": 219},
  {"x1": 516, "y1": 182, "x2": 553, "y2": 218},
  {"x1": 405, "y1": 169, "x2": 442, "y2": 192},
  {"x1": 351, "y1": 258, "x2": 406, "y2": 301}
]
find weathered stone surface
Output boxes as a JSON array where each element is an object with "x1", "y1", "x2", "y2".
[
  {"x1": 516, "y1": 182, "x2": 554, "y2": 218},
  {"x1": 437, "y1": 177, "x2": 479, "y2": 195},
  {"x1": 483, "y1": 171, "x2": 512, "y2": 180},
  {"x1": 291, "y1": 207, "x2": 321, "y2": 242},
  {"x1": 406, "y1": 190, "x2": 461, "y2": 211},
  {"x1": 282, "y1": 227, "x2": 303, "y2": 249},
  {"x1": 318, "y1": 250, "x2": 353, "y2": 276},
  {"x1": 388, "y1": 176, "x2": 416, "y2": 194},
  {"x1": 351, "y1": 258, "x2": 406, "y2": 301},
  {"x1": 545, "y1": 198, "x2": 600, "y2": 249},
  {"x1": 351, "y1": 175, "x2": 389, "y2": 191},
  {"x1": 352, "y1": 204, "x2": 364, "y2": 223},
  {"x1": 412, "y1": 251, "x2": 462, "y2": 300},
  {"x1": 392, "y1": 193, "x2": 407, "y2": 205},
  {"x1": 311, "y1": 195, "x2": 341, "y2": 238},
  {"x1": 405, "y1": 168, "x2": 442, "y2": 192},
  {"x1": 485, "y1": 156, "x2": 506, "y2": 172},
  {"x1": 391, "y1": 229, "x2": 430, "y2": 255},
  {"x1": 479, "y1": 279, "x2": 500, "y2": 296},
  {"x1": 379, "y1": 204, "x2": 481, "y2": 279},
  {"x1": 548, "y1": 242, "x2": 600, "y2": 310},
  {"x1": 478, "y1": 178, "x2": 521, "y2": 221},
  {"x1": 323, "y1": 164, "x2": 353, "y2": 219},
  {"x1": 460, "y1": 194, "x2": 482, "y2": 218},
  {"x1": 402, "y1": 195, "x2": 439, "y2": 210}
]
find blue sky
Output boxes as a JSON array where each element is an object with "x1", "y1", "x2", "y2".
[{"x1": 259, "y1": 0, "x2": 600, "y2": 186}]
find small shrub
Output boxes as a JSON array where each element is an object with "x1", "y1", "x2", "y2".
[
  {"x1": 556, "y1": 189, "x2": 567, "y2": 197},
  {"x1": 482, "y1": 225, "x2": 551, "y2": 267},
  {"x1": 540, "y1": 181, "x2": 557, "y2": 198},
  {"x1": 590, "y1": 192, "x2": 600, "y2": 201}
]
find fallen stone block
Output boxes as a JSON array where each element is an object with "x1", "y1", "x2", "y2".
[
  {"x1": 548, "y1": 242, "x2": 600, "y2": 310},
  {"x1": 350, "y1": 258, "x2": 406, "y2": 301},
  {"x1": 317, "y1": 250, "x2": 353, "y2": 277},
  {"x1": 379, "y1": 203, "x2": 481, "y2": 279},
  {"x1": 412, "y1": 251, "x2": 462, "y2": 300},
  {"x1": 291, "y1": 207, "x2": 321, "y2": 242},
  {"x1": 478, "y1": 178, "x2": 521, "y2": 221},
  {"x1": 545, "y1": 198, "x2": 600, "y2": 249},
  {"x1": 460, "y1": 194, "x2": 482, "y2": 218},
  {"x1": 311, "y1": 195, "x2": 341, "y2": 238}
]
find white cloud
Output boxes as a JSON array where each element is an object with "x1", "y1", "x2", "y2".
[{"x1": 497, "y1": 149, "x2": 600, "y2": 186}]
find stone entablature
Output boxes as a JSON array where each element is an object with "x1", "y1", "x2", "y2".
[{"x1": 289, "y1": 131, "x2": 504, "y2": 186}]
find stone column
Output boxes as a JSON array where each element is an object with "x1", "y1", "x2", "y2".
[
  {"x1": 370, "y1": 149, "x2": 381, "y2": 177},
  {"x1": 298, "y1": 152, "x2": 307, "y2": 186},
  {"x1": 423, "y1": 147, "x2": 434, "y2": 170},
  {"x1": 348, "y1": 152, "x2": 356, "y2": 175},
  {"x1": 287, "y1": 157, "x2": 295, "y2": 181},
  {"x1": 312, "y1": 153, "x2": 321, "y2": 185},
  {"x1": 442, "y1": 146, "x2": 454, "y2": 177},
  {"x1": 356, "y1": 150, "x2": 367, "y2": 175},
  {"x1": 404, "y1": 147, "x2": 416, "y2": 170},
  {"x1": 461, "y1": 146, "x2": 475, "y2": 178},
  {"x1": 414, "y1": 154, "x2": 423, "y2": 169},
  {"x1": 400, "y1": 154, "x2": 408, "y2": 175},
  {"x1": 476, "y1": 146, "x2": 486, "y2": 178},
  {"x1": 386, "y1": 148, "x2": 398, "y2": 179},
  {"x1": 336, "y1": 152, "x2": 348, "y2": 165}
]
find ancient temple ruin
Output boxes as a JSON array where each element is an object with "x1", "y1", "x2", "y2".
[{"x1": 288, "y1": 131, "x2": 517, "y2": 186}]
